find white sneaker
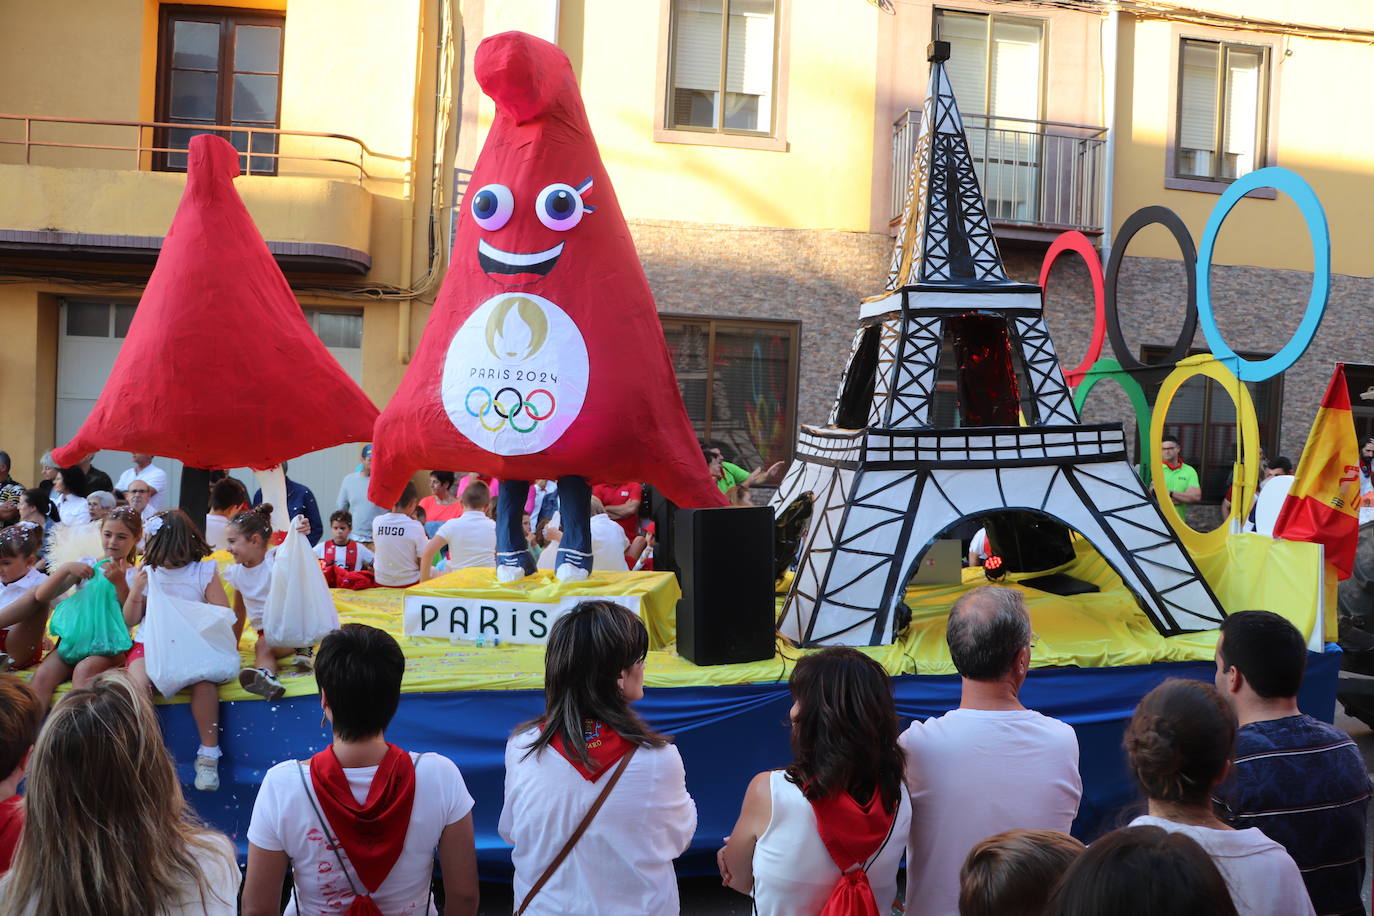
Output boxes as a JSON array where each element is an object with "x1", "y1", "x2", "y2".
[
  {"x1": 291, "y1": 648, "x2": 314, "y2": 671},
  {"x1": 555, "y1": 563, "x2": 590, "y2": 583},
  {"x1": 496, "y1": 564, "x2": 527, "y2": 583},
  {"x1": 238, "y1": 666, "x2": 286, "y2": 701},
  {"x1": 194, "y1": 755, "x2": 219, "y2": 792}
]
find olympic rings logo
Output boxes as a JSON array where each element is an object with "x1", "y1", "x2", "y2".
[
  {"x1": 1047, "y1": 168, "x2": 1330, "y2": 542},
  {"x1": 1042, "y1": 167, "x2": 1331, "y2": 387},
  {"x1": 465, "y1": 386, "x2": 556, "y2": 434}
]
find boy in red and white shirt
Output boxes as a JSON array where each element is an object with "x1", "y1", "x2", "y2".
[{"x1": 315, "y1": 511, "x2": 374, "y2": 572}]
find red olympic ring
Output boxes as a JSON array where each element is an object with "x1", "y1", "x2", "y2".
[
  {"x1": 1039, "y1": 230, "x2": 1105, "y2": 387},
  {"x1": 525, "y1": 388, "x2": 556, "y2": 421}
]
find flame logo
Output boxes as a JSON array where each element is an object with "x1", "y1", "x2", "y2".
[{"x1": 485, "y1": 296, "x2": 549, "y2": 363}]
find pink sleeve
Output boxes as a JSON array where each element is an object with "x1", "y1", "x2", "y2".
[{"x1": 524, "y1": 486, "x2": 536, "y2": 515}]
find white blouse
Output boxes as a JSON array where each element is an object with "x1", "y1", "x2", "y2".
[{"x1": 499, "y1": 726, "x2": 696, "y2": 915}]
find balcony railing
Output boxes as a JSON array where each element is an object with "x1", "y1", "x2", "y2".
[
  {"x1": 0, "y1": 114, "x2": 409, "y2": 185},
  {"x1": 891, "y1": 110, "x2": 1107, "y2": 236}
]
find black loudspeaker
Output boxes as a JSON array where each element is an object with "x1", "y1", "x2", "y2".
[{"x1": 676, "y1": 505, "x2": 777, "y2": 666}]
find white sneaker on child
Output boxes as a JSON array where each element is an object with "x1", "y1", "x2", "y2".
[
  {"x1": 194, "y1": 755, "x2": 219, "y2": 792},
  {"x1": 291, "y1": 648, "x2": 314, "y2": 671},
  {"x1": 238, "y1": 666, "x2": 286, "y2": 701}
]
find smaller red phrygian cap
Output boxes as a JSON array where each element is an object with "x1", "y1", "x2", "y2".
[
  {"x1": 54, "y1": 134, "x2": 378, "y2": 470},
  {"x1": 368, "y1": 31, "x2": 727, "y2": 510}
]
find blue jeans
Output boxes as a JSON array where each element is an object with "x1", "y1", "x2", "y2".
[{"x1": 496, "y1": 475, "x2": 593, "y2": 574}]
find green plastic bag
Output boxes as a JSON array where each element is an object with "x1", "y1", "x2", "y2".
[{"x1": 49, "y1": 560, "x2": 133, "y2": 664}]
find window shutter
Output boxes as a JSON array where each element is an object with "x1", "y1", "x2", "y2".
[
  {"x1": 1179, "y1": 41, "x2": 1219, "y2": 154},
  {"x1": 725, "y1": 5, "x2": 775, "y2": 97},
  {"x1": 935, "y1": 10, "x2": 989, "y2": 116},
  {"x1": 672, "y1": 3, "x2": 723, "y2": 93}
]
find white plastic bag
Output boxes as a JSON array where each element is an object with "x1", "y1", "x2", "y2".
[
  {"x1": 262, "y1": 523, "x2": 339, "y2": 648},
  {"x1": 140, "y1": 573, "x2": 240, "y2": 699}
]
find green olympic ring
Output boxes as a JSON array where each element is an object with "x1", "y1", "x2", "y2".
[{"x1": 1072, "y1": 357, "x2": 1154, "y2": 480}]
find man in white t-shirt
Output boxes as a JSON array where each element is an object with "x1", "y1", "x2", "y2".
[
  {"x1": 420, "y1": 482, "x2": 496, "y2": 580},
  {"x1": 370, "y1": 483, "x2": 429, "y2": 588},
  {"x1": 243, "y1": 623, "x2": 478, "y2": 915},
  {"x1": 115, "y1": 453, "x2": 170, "y2": 512},
  {"x1": 901, "y1": 585, "x2": 1082, "y2": 916}
]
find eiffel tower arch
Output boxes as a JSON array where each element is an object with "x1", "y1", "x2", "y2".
[{"x1": 773, "y1": 41, "x2": 1225, "y2": 647}]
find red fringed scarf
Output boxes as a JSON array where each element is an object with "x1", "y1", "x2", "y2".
[
  {"x1": 809, "y1": 789, "x2": 898, "y2": 916},
  {"x1": 549, "y1": 718, "x2": 635, "y2": 781},
  {"x1": 310, "y1": 744, "x2": 417, "y2": 910}
]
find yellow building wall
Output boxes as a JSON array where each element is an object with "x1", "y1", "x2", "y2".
[
  {"x1": 1112, "y1": 10, "x2": 1374, "y2": 277},
  {"x1": 467, "y1": 0, "x2": 880, "y2": 232}
]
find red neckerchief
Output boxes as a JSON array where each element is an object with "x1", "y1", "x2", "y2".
[
  {"x1": 1163, "y1": 457, "x2": 1184, "y2": 471},
  {"x1": 309, "y1": 744, "x2": 417, "y2": 897},
  {"x1": 809, "y1": 788, "x2": 897, "y2": 870},
  {"x1": 549, "y1": 718, "x2": 634, "y2": 781}
]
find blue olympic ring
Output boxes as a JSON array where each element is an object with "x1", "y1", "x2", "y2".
[{"x1": 1196, "y1": 167, "x2": 1331, "y2": 382}]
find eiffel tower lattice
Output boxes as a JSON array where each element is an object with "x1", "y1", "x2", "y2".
[{"x1": 772, "y1": 41, "x2": 1224, "y2": 647}]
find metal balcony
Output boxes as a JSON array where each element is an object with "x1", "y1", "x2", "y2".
[{"x1": 891, "y1": 110, "x2": 1107, "y2": 238}]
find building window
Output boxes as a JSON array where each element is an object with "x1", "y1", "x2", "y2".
[
  {"x1": 933, "y1": 9, "x2": 1044, "y2": 221},
  {"x1": 660, "y1": 315, "x2": 800, "y2": 480},
  {"x1": 667, "y1": 0, "x2": 778, "y2": 135},
  {"x1": 1142, "y1": 346, "x2": 1282, "y2": 502},
  {"x1": 63, "y1": 300, "x2": 137, "y2": 339},
  {"x1": 1175, "y1": 39, "x2": 1268, "y2": 181},
  {"x1": 304, "y1": 309, "x2": 363, "y2": 350},
  {"x1": 156, "y1": 6, "x2": 285, "y2": 174}
]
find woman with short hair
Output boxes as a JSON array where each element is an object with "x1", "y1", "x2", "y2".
[
  {"x1": 243, "y1": 623, "x2": 478, "y2": 915},
  {"x1": 718, "y1": 647, "x2": 911, "y2": 915},
  {"x1": 500, "y1": 600, "x2": 695, "y2": 915},
  {"x1": 0, "y1": 671, "x2": 239, "y2": 915}
]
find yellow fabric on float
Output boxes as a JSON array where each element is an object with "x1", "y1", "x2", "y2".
[{"x1": 37, "y1": 534, "x2": 1328, "y2": 703}]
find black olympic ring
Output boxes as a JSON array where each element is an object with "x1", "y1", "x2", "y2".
[{"x1": 1103, "y1": 206, "x2": 1199, "y2": 385}]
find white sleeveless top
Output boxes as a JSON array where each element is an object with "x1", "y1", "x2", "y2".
[
  {"x1": 147, "y1": 559, "x2": 218, "y2": 602},
  {"x1": 751, "y1": 771, "x2": 911, "y2": 916}
]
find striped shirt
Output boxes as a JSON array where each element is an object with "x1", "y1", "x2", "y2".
[{"x1": 1213, "y1": 715, "x2": 1370, "y2": 916}]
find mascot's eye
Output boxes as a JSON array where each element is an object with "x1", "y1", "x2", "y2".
[
  {"x1": 535, "y1": 183, "x2": 585, "y2": 231},
  {"x1": 471, "y1": 184, "x2": 514, "y2": 230}
]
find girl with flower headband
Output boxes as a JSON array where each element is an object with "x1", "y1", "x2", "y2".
[
  {"x1": 123, "y1": 508, "x2": 234, "y2": 792},
  {"x1": 0, "y1": 523, "x2": 48, "y2": 671},
  {"x1": 25, "y1": 506, "x2": 143, "y2": 707}
]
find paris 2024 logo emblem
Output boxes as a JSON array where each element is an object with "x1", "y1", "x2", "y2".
[{"x1": 441, "y1": 293, "x2": 589, "y2": 455}]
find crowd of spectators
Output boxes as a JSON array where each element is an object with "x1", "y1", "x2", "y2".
[
  {"x1": 0, "y1": 581, "x2": 1362, "y2": 914},
  {"x1": 0, "y1": 443, "x2": 1363, "y2": 914}
]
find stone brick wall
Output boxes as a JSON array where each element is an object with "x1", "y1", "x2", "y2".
[{"x1": 630, "y1": 219, "x2": 892, "y2": 432}]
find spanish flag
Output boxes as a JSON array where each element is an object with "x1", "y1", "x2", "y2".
[{"x1": 1273, "y1": 364, "x2": 1360, "y2": 578}]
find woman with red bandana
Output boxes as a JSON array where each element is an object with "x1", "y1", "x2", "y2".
[
  {"x1": 717, "y1": 648, "x2": 911, "y2": 915},
  {"x1": 500, "y1": 600, "x2": 695, "y2": 914},
  {"x1": 243, "y1": 624, "x2": 478, "y2": 916}
]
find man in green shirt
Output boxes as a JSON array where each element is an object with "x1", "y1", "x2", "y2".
[
  {"x1": 1158, "y1": 435, "x2": 1202, "y2": 523},
  {"x1": 704, "y1": 444, "x2": 784, "y2": 499}
]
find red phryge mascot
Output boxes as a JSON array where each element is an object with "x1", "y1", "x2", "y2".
[
  {"x1": 54, "y1": 134, "x2": 377, "y2": 481},
  {"x1": 369, "y1": 31, "x2": 725, "y2": 581}
]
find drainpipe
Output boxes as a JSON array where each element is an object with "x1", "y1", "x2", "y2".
[
  {"x1": 1100, "y1": 7, "x2": 1119, "y2": 255},
  {"x1": 398, "y1": 0, "x2": 429, "y2": 366}
]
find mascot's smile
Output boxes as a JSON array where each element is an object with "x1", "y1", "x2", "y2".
[{"x1": 478, "y1": 239, "x2": 564, "y2": 285}]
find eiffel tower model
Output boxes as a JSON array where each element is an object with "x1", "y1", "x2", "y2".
[{"x1": 772, "y1": 41, "x2": 1225, "y2": 647}]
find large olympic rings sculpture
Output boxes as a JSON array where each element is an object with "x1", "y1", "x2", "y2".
[
  {"x1": 1044, "y1": 167, "x2": 1331, "y2": 539},
  {"x1": 465, "y1": 386, "x2": 556, "y2": 434}
]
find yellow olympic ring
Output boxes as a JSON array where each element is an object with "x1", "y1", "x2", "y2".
[{"x1": 1149, "y1": 355, "x2": 1260, "y2": 556}]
